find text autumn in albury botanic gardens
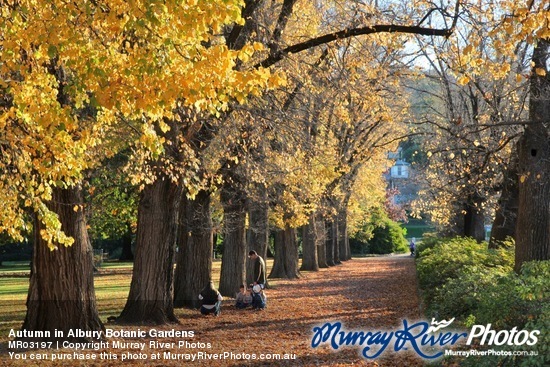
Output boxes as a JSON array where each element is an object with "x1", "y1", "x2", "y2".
[{"x1": 0, "y1": 1, "x2": 548, "y2": 366}]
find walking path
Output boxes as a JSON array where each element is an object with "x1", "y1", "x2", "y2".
[{"x1": 182, "y1": 254, "x2": 425, "y2": 367}]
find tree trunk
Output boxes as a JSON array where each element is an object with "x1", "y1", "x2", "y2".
[
  {"x1": 174, "y1": 190, "x2": 213, "y2": 308},
  {"x1": 219, "y1": 183, "x2": 247, "y2": 297},
  {"x1": 337, "y1": 207, "x2": 350, "y2": 261},
  {"x1": 316, "y1": 214, "x2": 328, "y2": 268},
  {"x1": 333, "y1": 218, "x2": 341, "y2": 264},
  {"x1": 22, "y1": 186, "x2": 103, "y2": 341},
  {"x1": 489, "y1": 150, "x2": 519, "y2": 248},
  {"x1": 119, "y1": 222, "x2": 134, "y2": 261},
  {"x1": 117, "y1": 178, "x2": 181, "y2": 324},
  {"x1": 269, "y1": 226, "x2": 300, "y2": 279},
  {"x1": 515, "y1": 39, "x2": 550, "y2": 272},
  {"x1": 324, "y1": 220, "x2": 335, "y2": 266},
  {"x1": 300, "y1": 214, "x2": 319, "y2": 271},
  {"x1": 247, "y1": 185, "x2": 269, "y2": 259},
  {"x1": 247, "y1": 188, "x2": 269, "y2": 285},
  {"x1": 463, "y1": 196, "x2": 485, "y2": 242}
]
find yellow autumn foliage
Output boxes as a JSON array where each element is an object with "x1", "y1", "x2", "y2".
[{"x1": 0, "y1": 0, "x2": 282, "y2": 247}]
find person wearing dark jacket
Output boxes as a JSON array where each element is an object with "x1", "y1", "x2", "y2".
[{"x1": 199, "y1": 281, "x2": 223, "y2": 316}]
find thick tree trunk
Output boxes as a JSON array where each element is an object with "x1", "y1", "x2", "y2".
[
  {"x1": 325, "y1": 220, "x2": 335, "y2": 267},
  {"x1": 300, "y1": 214, "x2": 319, "y2": 271},
  {"x1": 463, "y1": 196, "x2": 485, "y2": 242},
  {"x1": 246, "y1": 189, "x2": 269, "y2": 285},
  {"x1": 316, "y1": 214, "x2": 328, "y2": 268},
  {"x1": 515, "y1": 39, "x2": 550, "y2": 272},
  {"x1": 119, "y1": 222, "x2": 134, "y2": 261},
  {"x1": 489, "y1": 151, "x2": 519, "y2": 248},
  {"x1": 333, "y1": 218, "x2": 341, "y2": 264},
  {"x1": 337, "y1": 207, "x2": 350, "y2": 261},
  {"x1": 247, "y1": 185, "x2": 269, "y2": 259},
  {"x1": 174, "y1": 190, "x2": 213, "y2": 308},
  {"x1": 117, "y1": 178, "x2": 181, "y2": 324},
  {"x1": 269, "y1": 226, "x2": 300, "y2": 279},
  {"x1": 22, "y1": 186, "x2": 103, "y2": 341},
  {"x1": 219, "y1": 184, "x2": 247, "y2": 297}
]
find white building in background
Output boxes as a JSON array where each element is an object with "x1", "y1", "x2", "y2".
[
  {"x1": 389, "y1": 160, "x2": 410, "y2": 179},
  {"x1": 385, "y1": 148, "x2": 417, "y2": 206}
]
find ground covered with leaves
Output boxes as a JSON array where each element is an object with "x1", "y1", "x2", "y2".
[{"x1": 1, "y1": 256, "x2": 425, "y2": 366}]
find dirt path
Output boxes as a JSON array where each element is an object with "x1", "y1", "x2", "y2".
[{"x1": 1, "y1": 255, "x2": 425, "y2": 367}]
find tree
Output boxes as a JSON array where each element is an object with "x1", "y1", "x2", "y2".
[
  {"x1": 174, "y1": 190, "x2": 213, "y2": 308},
  {"x1": 515, "y1": 38, "x2": 550, "y2": 270},
  {"x1": 1, "y1": 0, "x2": 279, "y2": 330},
  {"x1": 409, "y1": 5, "x2": 530, "y2": 240},
  {"x1": 195, "y1": 0, "x2": 460, "y2": 294},
  {"x1": 22, "y1": 186, "x2": 103, "y2": 341}
]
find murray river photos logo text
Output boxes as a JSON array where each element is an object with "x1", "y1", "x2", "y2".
[{"x1": 311, "y1": 318, "x2": 540, "y2": 359}]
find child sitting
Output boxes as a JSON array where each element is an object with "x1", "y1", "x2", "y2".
[
  {"x1": 235, "y1": 284, "x2": 252, "y2": 309},
  {"x1": 251, "y1": 283, "x2": 266, "y2": 310}
]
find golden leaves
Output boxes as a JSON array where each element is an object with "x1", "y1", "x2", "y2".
[
  {"x1": 0, "y1": 0, "x2": 280, "y2": 246},
  {"x1": 535, "y1": 68, "x2": 547, "y2": 77},
  {"x1": 457, "y1": 75, "x2": 470, "y2": 85}
]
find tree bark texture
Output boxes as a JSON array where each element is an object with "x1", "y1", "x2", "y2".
[
  {"x1": 316, "y1": 214, "x2": 328, "y2": 268},
  {"x1": 174, "y1": 190, "x2": 213, "y2": 308},
  {"x1": 324, "y1": 220, "x2": 335, "y2": 267},
  {"x1": 246, "y1": 188, "x2": 269, "y2": 285},
  {"x1": 300, "y1": 214, "x2": 319, "y2": 271},
  {"x1": 332, "y1": 218, "x2": 341, "y2": 264},
  {"x1": 23, "y1": 186, "x2": 104, "y2": 341},
  {"x1": 338, "y1": 207, "x2": 350, "y2": 261},
  {"x1": 219, "y1": 182, "x2": 247, "y2": 297},
  {"x1": 489, "y1": 150, "x2": 519, "y2": 248},
  {"x1": 117, "y1": 178, "x2": 181, "y2": 324},
  {"x1": 269, "y1": 226, "x2": 300, "y2": 279},
  {"x1": 515, "y1": 39, "x2": 550, "y2": 272}
]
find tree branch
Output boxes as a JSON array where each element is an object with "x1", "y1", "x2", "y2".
[{"x1": 257, "y1": 23, "x2": 456, "y2": 69}]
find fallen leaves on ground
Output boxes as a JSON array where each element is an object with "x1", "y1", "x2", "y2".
[{"x1": 1, "y1": 255, "x2": 427, "y2": 366}]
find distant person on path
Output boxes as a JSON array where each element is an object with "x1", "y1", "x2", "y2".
[
  {"x1": 235, "y1": 284, "x2": 252, "y2": 309},
  {"x1": 248, "y1": 250, "x2": 266, "y2": 286},
  {"x1": 199, "y1": 281, "x2": 223, "y2": 316},
  {"x1": 409, "y1": 238, "x2": 416, "y2": 256}
]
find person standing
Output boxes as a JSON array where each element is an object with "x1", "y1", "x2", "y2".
[
  {"x1": 409, "y1": 238, "x2": 416, "y2": 257},
  {"x1": 248, "y1": 250, "x2": 266, "y2": 286}
]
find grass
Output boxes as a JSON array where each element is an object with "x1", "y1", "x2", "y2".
[
  {"x1": 0, "y1": 259, "x2": 276, "y2": 340},
  {"x1": 0, "y1": 262, "x2": 31, "y2": 273}
]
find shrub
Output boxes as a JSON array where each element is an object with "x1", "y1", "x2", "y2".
[
  {"x1": 350, "y1": 208, "x2": 408, "y2": 255},
  {"x1": 416, "y1": 237, "x2": 548, "y2": 367},
  {"x1": 368, "y1": 218, "x2": 408, "y2": 254},
  {"x1": 416, "y1": 237, "x2": 513, "y2": 305}
]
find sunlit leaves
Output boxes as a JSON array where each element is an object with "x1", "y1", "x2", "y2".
[{"x1": 0, "y1": 0, "x2": 281, "y2": 247}]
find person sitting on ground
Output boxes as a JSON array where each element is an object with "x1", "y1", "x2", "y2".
[
  {"x1": 235, "y1": 284, "x2": 252, "y2": 309},
  {"x1": 199, "y1": 280, "x2": 223, "y2": 316},
  {"x1": 251, "y1": 283, "x2": 266, "y2": 310}
]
